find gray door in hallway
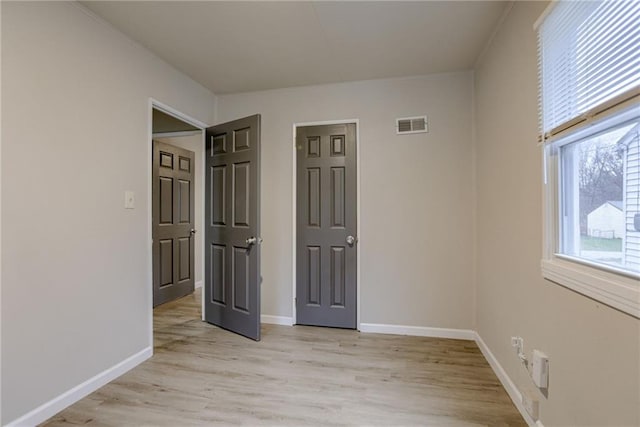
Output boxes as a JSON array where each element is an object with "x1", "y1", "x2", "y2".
[
  {"x1": 152, "y1": 141, "x2": 196, "y2": 307},
  {"x1": 205, "y1": 115, "x2": 262, "y2": 341},
  {"x1": 296, "y1": 123, "x2": 357, "y2": 329}
]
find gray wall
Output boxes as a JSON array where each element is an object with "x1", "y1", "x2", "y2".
[
  {"x1": 217, "y1": 73, "x2": 475, "y2": 329},
  {"x1": 1, "y1": 2, "x2": 215, "y2": 423},
  {"x1": 474, "y1": 2, "x2": 640, "y2": 425}
]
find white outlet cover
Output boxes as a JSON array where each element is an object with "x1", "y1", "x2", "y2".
[
  {"x1": 532, "y1": 349, "x2": 549, "y2": 389},
  {"x1": 522, "y1": 392, "x2": 539, "y2": 420},
  {"x1": 125, "y1": 191, "x2": 135, "y2": 209}
]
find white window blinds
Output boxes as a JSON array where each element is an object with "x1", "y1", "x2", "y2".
[{"x1": 538, "y1": 0, "x2": 640, "y2": 140}]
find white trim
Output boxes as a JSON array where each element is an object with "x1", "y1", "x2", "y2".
[
  {"x1": 261, "y1": 315, "x2": 294, "y2": 326},
  {"x1": 147, "y1": 99, "x2": 154, "y2": 348},
  {"x1": 291, "y1": 124, "x2": 297, "y2": 324},
  {"x1": 356, "y1": 121, "x2": 361, "y2": 330},
  {"x1": 291, "y1": 119, "x2": 361, "y2": 329},
  {"x1": 200, "y1": 124, "x2": 206, "y2": 322},
  {"x1": 152, "y1": 130, "x2": 202, "y2": 138},
  {"x1": 195, "y1": 280, "x2": 203, "y2": 290},
  {"x1": 291, "y1": 123, "x2": 297, "y2": 325},
  {"x1": 360, "y1": 323, "x2": 475, "y2": 341},
  {"x1": 6, "y1": 347, "x2": 152, "y2": 427},
  {"x1": 553, "y1": 253, "x2": 640, "y2": 281},
  {"x1": 475, "y1": 333, "x2": 543, "y2": 427},
  {"x1": 541, "y1": 258, "x2": 639, "y2": 318},
  {"x1": 0, "y1": 2, "x2": 3, "y2": 419},
  {"x1": 151, "y1": 99, "x2": 208, "y2": 130},
  {"x1": 542, "y1": 101, "x2": 640, "y2": 147},
  {"x1": 148, "y1": 99, "x2": 209, "y2": 337},
  {"x1": 533, "y1": 1, "x2": 557, "y2": 30},
  {"x1": 541, "y1": 108, "x2": 640, "y2": 320},
  {"x1": 356, "y1": 324, "x2": 546, "y2": 426}
]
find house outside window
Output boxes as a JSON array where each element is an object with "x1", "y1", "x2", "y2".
[
  {"x1": 538, "y1": 0, "x2": 640, "y2": 317},
  {"x1": 560, "y1": 121, "x2": 640, "y2": 273}
]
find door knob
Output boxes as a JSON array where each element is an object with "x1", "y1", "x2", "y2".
[
  {"x1": 246, "y1": 236, "x2": 263, "y2": 246},
  {"x1": 346, "y1": 235, "x2": 356, "y2": 246},
  {"x1": 190, "y1": 229, "x2": 197, "y2": 235}
]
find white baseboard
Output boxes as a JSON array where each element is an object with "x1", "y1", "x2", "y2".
[
  {"x1": 6, "y1": 346, "x2": 152, "y2": 427},
  {"x1": 474, "y1": 333, "x2": 543, "y2": 427},
  {"x1": 361, "y1": 322, "x2": 545, "y2": 425},
  {"x1": 5, "y1": 325, "x2": 539, "y2": 427},
  {"x1": 359, "y1": 323, "x2": 475, "y2": 340},
  {"x1": 261, "y1": 314, "x2": 294, "y2": 326},
  {"x1": 195, "y1": 280, "x2": 203, "y2": 289}
]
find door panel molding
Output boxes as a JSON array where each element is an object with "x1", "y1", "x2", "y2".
[
  {"x1": 153, "y1": 140, "x2": 196, "y2": 306},
  {"x1": 292, "y1": 119, "x2": 361, "y2": 329},
  {"x1": 205, "y1": 114, "x2": 261, "y2": 341}
]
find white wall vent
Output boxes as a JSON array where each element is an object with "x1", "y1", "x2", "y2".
[{"x1": 396, "y1": 116, "x2": 428, "y2": 135}]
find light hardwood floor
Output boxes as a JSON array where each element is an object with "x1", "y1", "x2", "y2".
[{"x1": 43, "y1": 290, "x2": 525, "y2": 426}]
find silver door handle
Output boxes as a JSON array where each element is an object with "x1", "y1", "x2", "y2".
[
  {"x1": 346, "y1": 235, "x2": 356, "y2": 246},
  {"x1": 190, "y1": 229, "x2": 197, "y2": 235},
  {"x1": 246, "y1": 236, "x2": 263, "y2": 246}
]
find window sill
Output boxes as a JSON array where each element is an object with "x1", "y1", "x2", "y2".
[{"x1": 541, "y1": 257, "x2": 639, "y2": 318}]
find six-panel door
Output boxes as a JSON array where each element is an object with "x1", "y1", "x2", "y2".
[
  {"x1": 205, "y1": 115, "x2": 261, "y2": 341},
  {"x1": 296, "y1": 123, "x2": 357, "y2": 329},
  {"x1": 152, "y1": 141, "x2": 196, "y2": 307}
]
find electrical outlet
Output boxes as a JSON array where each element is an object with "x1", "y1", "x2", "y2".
[
  {"x1": 522, "y1": 392, "x2": 539, "y2": 420},
  {"x1": 532, "y1": 350, "x2": 549, "y2": 389}
]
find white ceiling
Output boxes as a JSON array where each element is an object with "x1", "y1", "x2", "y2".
[{"x1": 82, "y1": 1, "x2": 508, "y2": 95}]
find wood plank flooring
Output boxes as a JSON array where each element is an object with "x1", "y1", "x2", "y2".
[{"x1": 43, "y1": 290, "x2": 525, "y2": 426}]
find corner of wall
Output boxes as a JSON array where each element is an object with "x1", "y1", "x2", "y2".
[
  {"x1": 475, "y1": 332, "x2": 542, "y2": 427},
  {"x1": 473, "y1": 2, "x2": 515, "y2": 70},
  {"x1": 470, "y1": 70, "x2": 478, "y2": 331},
  {"x1": 212, "y1": 94, "x2": 219, "y2": 125},
  {"x1": 0, "y1": 0, "x2": 3, "y2": 422}
]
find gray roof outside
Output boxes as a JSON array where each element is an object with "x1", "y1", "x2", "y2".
[{"x1": 608, "y1": 201, "x2": 623, "y2": 211}]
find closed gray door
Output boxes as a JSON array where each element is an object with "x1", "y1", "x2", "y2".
[
  {"x1": 296, "y1": 123, "x2": 357, "y2": 329},
  {"x1": 205, "y1": 115, "x2": 261, "y2": 341},
  {"x1": 152, "y1": 141, "x2": 196, "y2": 307}
]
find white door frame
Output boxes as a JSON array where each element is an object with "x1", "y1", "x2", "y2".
[
  {"x1": 291, "y1": 119, "x2": 361, "y2": 330},
  {"x1": 147, "y1": 98, "x2": 209, "y2": 349}
]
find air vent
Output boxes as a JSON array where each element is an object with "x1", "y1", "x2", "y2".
[{"x1": 396, "y1": 116, "x2": 428, "y2": 135}]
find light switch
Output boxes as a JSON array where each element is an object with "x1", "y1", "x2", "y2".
[{"x1": 124, "y1": 191, "x2": 135, "y2": 209}]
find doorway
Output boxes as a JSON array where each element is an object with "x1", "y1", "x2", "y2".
[
  {"x1": 148, "y1": 100, "x2": 207, "y2": 349},
  {"x1": 148, "y1": 101, "x2": 263, "y2": 345},
  {"x1": 293, "y1": 120, "x2": 360, "y2": 329},
  {"x1": 151, "y1": 107, "x2": 205, "y2": 308}
]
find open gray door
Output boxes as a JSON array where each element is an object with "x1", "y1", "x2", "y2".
[
  {"x1": 296, "y1": 123, "x2": 357, "y2": 329},
  {"x1": 152, "y1": 141, "x2": 196, "y2": 307},
  {"x1": 205, "y1": 115, "x2": 261, "y2": 341}
]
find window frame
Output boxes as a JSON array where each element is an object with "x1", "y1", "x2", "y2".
[{"x1": 542, "y1": 103, "x2": 640, "y2": 318}]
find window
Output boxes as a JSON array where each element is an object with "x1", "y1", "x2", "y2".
[{"x1": 539, "y1": 0, "x2": 640, "y2": 317}]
